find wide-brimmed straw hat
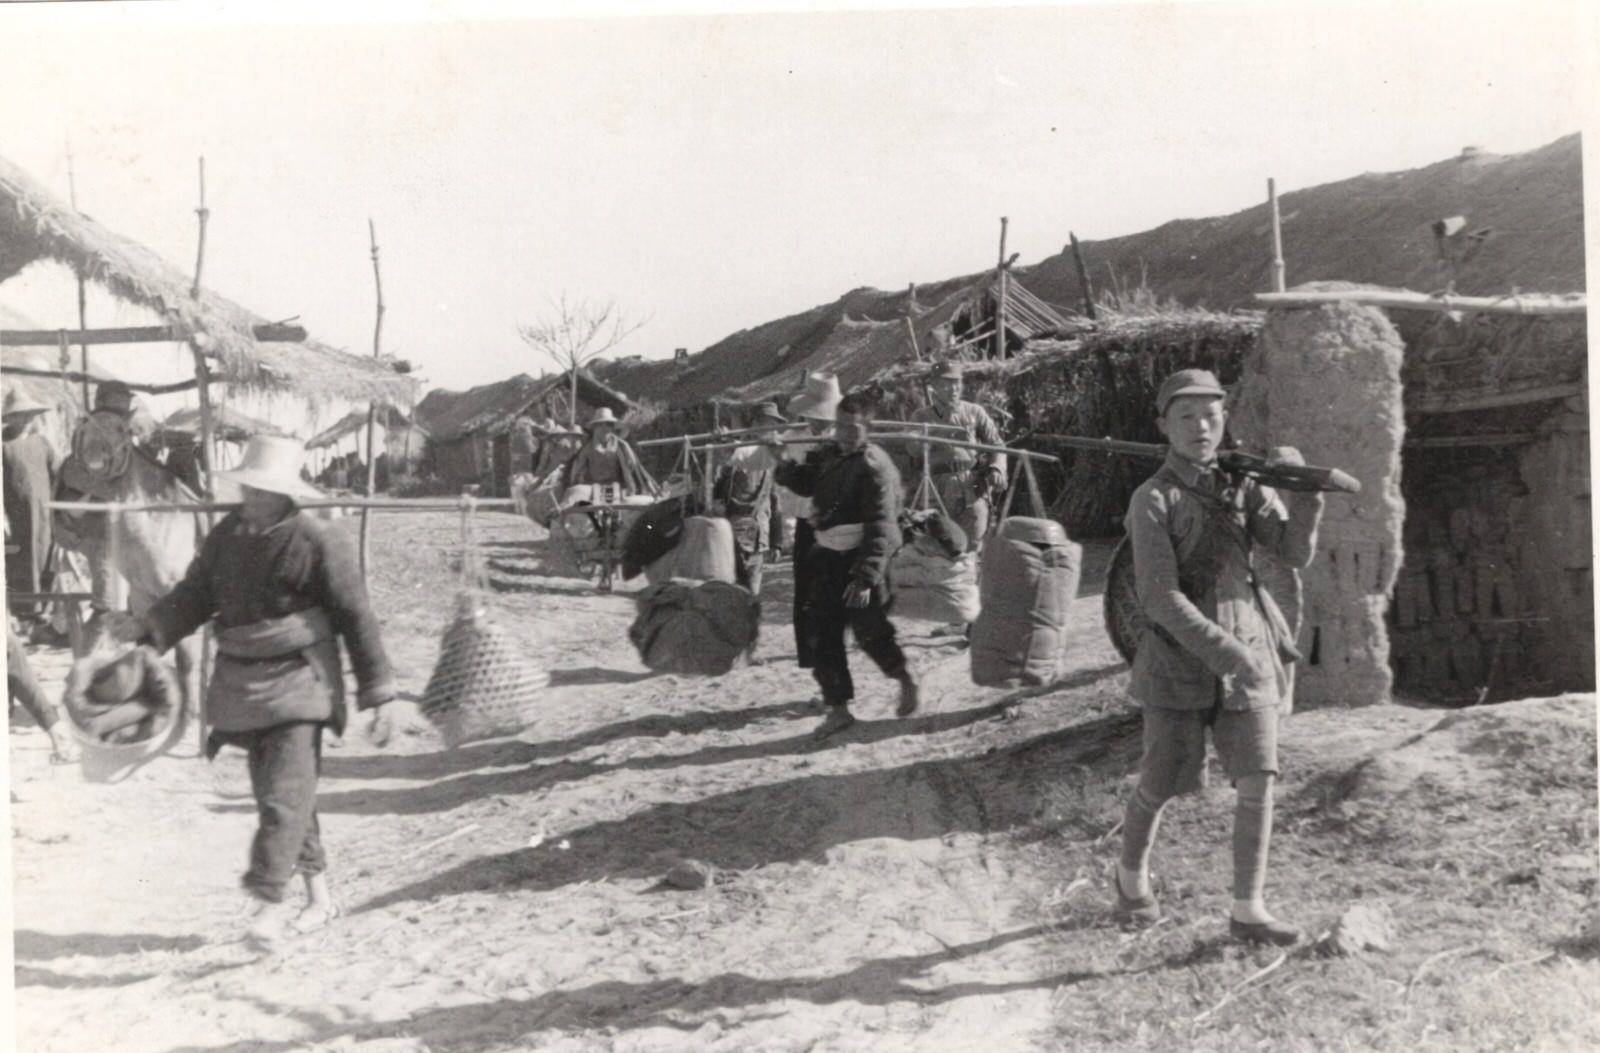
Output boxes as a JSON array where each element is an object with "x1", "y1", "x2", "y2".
[
  {"x1": 2, "y1": 388, "x2": 51, "y2": 419},
  {"x1": 214, "y1": 435, "x2": 321, "y2": 500},
  {"x1": 584, "y1": 408, "x2": 621, "y2": 430},
  {"x1": 789, "y1": 372, "x2": 841, "y2": 422}
]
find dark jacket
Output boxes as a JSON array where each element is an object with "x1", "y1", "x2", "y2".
[
  {"x1": 142, "y1": 510, "x2": 396, "y2": 721},
  {"x1": 773, "y1": 443, "x2": 901, "y2": 589}
]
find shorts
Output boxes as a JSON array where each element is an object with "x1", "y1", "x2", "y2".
[{"x1": 1136, "y1": 699, "x2": 1280, "y2": 799}]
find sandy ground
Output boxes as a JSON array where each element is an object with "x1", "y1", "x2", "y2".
[
  {"x1": 9, "y1": 512, "x2": 1133, "y2": 1052},
  {"x1": 9, "y1": 510, "x2": 1596, "y2": 1052}
]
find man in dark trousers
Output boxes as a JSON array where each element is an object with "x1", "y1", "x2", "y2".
[{"x1": 769, "y1": 388, "x2": 920, "y2": 741}]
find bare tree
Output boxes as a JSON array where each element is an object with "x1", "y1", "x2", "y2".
[{"x1": 517, "y1": 294, "x2": 646, "y2": 427}]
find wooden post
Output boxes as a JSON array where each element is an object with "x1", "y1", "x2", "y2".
[
  {"x1": 993, "y1": 216, "x2": 1009, "y2": 361},
  {"x1": 66, "y1": 150, "x2": 90, "y2": 406},
  {"x1": 361, "y1": 218, "x2": 385, "y2": 575},
  {"x1": 1268, "y1": 177, "x2": 1286, "y2": 293},
  {"x1": 1069, "y1": 231, "x2": 1097, "y2": 320},
  {"x1": 904, "y1": 282, "x2": 922, "y2": 361},
  {"x1": 188, "y1": 158, "x2": 215, "y2": 755},
  {"x1": 191, "y1": 158, "x2": 210, "y2": 299}
]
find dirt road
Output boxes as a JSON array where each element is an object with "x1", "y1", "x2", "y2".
[{"x1": 10, "y1": 511, "x2": 1134, "y2": 1052}]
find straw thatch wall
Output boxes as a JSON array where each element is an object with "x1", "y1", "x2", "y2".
[
  {"x1": 0, "y1": 155, "x2": 414, "y2": 409},
  {"x1": 875, "y1": 310, "x2": 1263, "y2": 536},
  {"x1": 1233, "y1": 303, "x2": 1406, "y2": 709}
]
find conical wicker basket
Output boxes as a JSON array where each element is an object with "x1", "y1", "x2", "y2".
[{"x1": 420, "y1": 593, "x2": 549, "y2": 748}]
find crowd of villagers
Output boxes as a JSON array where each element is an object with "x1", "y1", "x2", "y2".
[{"x1": 5, "y1": 357, "x2": 1322, "y2": 951}]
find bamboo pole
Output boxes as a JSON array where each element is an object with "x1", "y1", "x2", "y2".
[
  {"x1": 693, "y1": 433, "x2": 1057, "y2": 463},
  {"x1": 66, "y1": 149, "x2": 91, "y2": 406},
  {"x1": 905, "y1": 282, "x2": 922, "y2": 362},
  {"x1": 50, "y1": 496, "x2": 523, "y2": 515},
  {"x1": 188, "y1": 156, "x2": 215, "y2": 756},
  {"x1": 1268, "y1": 177, "x2": 1285, "y2": 293},
  {"x1": 993, "y1": 216, "x2": 1009, "y2": 361},
  {"x1": 1069, "y1": 232, "x2": 1097, "y2": 320},
  {"x1": 361, "y1": 219, "x2": 385, "y2": 574},
  {"x1": 0, "y1": 367, "x2": 201, "y2": 395}
]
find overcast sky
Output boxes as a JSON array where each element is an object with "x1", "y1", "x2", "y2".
[{"x1": 1, "y1": 0, "x2": 1593, "y2": 431}]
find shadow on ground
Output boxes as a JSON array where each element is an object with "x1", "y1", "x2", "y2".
[{"x1": 348, "y1": 708, "x2": 1141, "y2": 910}]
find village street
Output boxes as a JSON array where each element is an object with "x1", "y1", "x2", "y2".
[{"x1": 11, "y1": 511, "x2": 1140, "y2": 1052}]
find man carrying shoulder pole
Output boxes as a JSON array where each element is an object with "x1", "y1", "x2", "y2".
[{"x1": 767, "y1": 386, "x2": 919, "y2": 742}]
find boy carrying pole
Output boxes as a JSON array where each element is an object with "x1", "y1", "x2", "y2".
[{"x1": 1114, "y1": 369, "x2": 1324, "y2": 945}]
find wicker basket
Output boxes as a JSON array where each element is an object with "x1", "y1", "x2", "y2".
[{"x1": 420, "y1": 593, "x2": 550, "y2": 748}]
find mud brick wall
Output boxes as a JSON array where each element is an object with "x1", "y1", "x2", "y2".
[
  {"x1": 1389, "y1": 396, "x2": 1592, "y2": 700},
  {"x1": 1232, "y1": 303, "x2": 1406, "y2": 707}
]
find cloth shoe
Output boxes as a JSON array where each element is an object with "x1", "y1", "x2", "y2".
[
  {"x1": 1229, "y1": 917, "x2": 1301, "y2": 946},
  {"x1": 895, "y1": 671, "x2": 921, "y2": 717},
  {"x1": 291, "y1": 901, "x2": 341, "y2": 935},
  {"x1": 810, "y1": 707, "x2": 857, "y2": 742},
  {"x1": 245, "y1": 901, "x2": 298, "y2": 949},
  {"x1": 1112, "y1": 868, "x2": 1162, "y2": 928}
]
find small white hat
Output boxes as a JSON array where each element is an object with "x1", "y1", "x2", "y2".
[
  {"x1": 213, "y1": 435, "x2": 320, "y2": 500},
  {"x1": 789, "y1": 371, "x2": 841, "y2": 422},
  {"x1": 3, "y1": 388, "x2": 51, "y2": 419},
  {"x1": 584, "y1": 407, "x2": 620, "y2": 430}
]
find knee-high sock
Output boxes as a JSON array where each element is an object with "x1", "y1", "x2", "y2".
[
  {"x1": 1232, "y1": 774, "x2": 1275, "y2": 903},
  {"x1": 1119, "y1": 784, "x2": 1168, "y2": 879}
]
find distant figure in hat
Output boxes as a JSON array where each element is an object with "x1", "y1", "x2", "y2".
[
  {"x1": 564, "y1": 407, "x2": 651, "y2": 496},
  {"x1": 777, "y1": 372, "x2": 842, "y2": 672},
  {"x1": 3, "y1": 388, "x2": 60, "y2": 623},
  {"x1": 1111, "y1": 368, "x2": 1323, "y2": 948},
  {"x1": 713, "y1": 402, "x2": 787, "y2": 596},
  {"x1": 910, "y1": 361, "x2": 1007, "y2": 555},
  {"x1": 107, "y1": 434, "x2": 400, "y2": 949},
  {"x1": 767, "y1": 385, "x2": 920, "y2": 741}
]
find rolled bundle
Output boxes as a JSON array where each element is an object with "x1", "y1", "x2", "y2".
[
  {"x1": 666, "y1": 516, "x2": 737, "y2": 584},
  {"x1": 420, "y1": 593, "x2": 550, "y2": 748},
  {"x1": 628, "y1": 579, "x2": 760, "y2": 676},
  {"x1": 971, "y1": 516, "x2": 1081, "y2": 687},
  {"x1": 890, "y1": 532, "x2": 981, "y2": 624}
]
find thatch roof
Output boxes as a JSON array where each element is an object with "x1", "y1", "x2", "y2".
[
  {"x1": 158, "y1": 404, "x2": 284, "y2": 444},
  {"x1": 306, "y1": 404, "x2": 424, "y2": 450},
  {"x1": 0, "y1": 154, "x2": 416, "y2": 408},
  {"x1": 414, "y1": 369, "x2": 633, "y2": 442}
]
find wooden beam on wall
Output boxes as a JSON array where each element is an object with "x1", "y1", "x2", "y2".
[{"x1": 0, "y1": 323, "x2": 309, "y2": 347}]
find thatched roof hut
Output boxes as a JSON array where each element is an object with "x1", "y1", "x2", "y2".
[
  {"x1": 413, "y1": 370, "x2": 633, "y2": 496},
  {"x1": 0, "y1": 154, "x2": 414, "y2": 409}
]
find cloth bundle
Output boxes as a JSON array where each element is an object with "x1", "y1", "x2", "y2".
[
  {"x1": 622, "y1": 496, "x2": 687, "y2": 580},
  {"x1": 971, "y1": 516, "x2": 1081, "y2": 687},
  {"x1": 889, "y1": 510, "x2": 980, "y2": 624},
  {"x1": 628, "y1": 579, "x2": 760, "y2": 676},
  {"x1": 420, "y1": 594, "x2": 550, "y2": 747}
]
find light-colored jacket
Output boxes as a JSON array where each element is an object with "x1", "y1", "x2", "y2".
[{"x1": 1126, "y1": 452, "x2": 1322, "y2": 711}]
